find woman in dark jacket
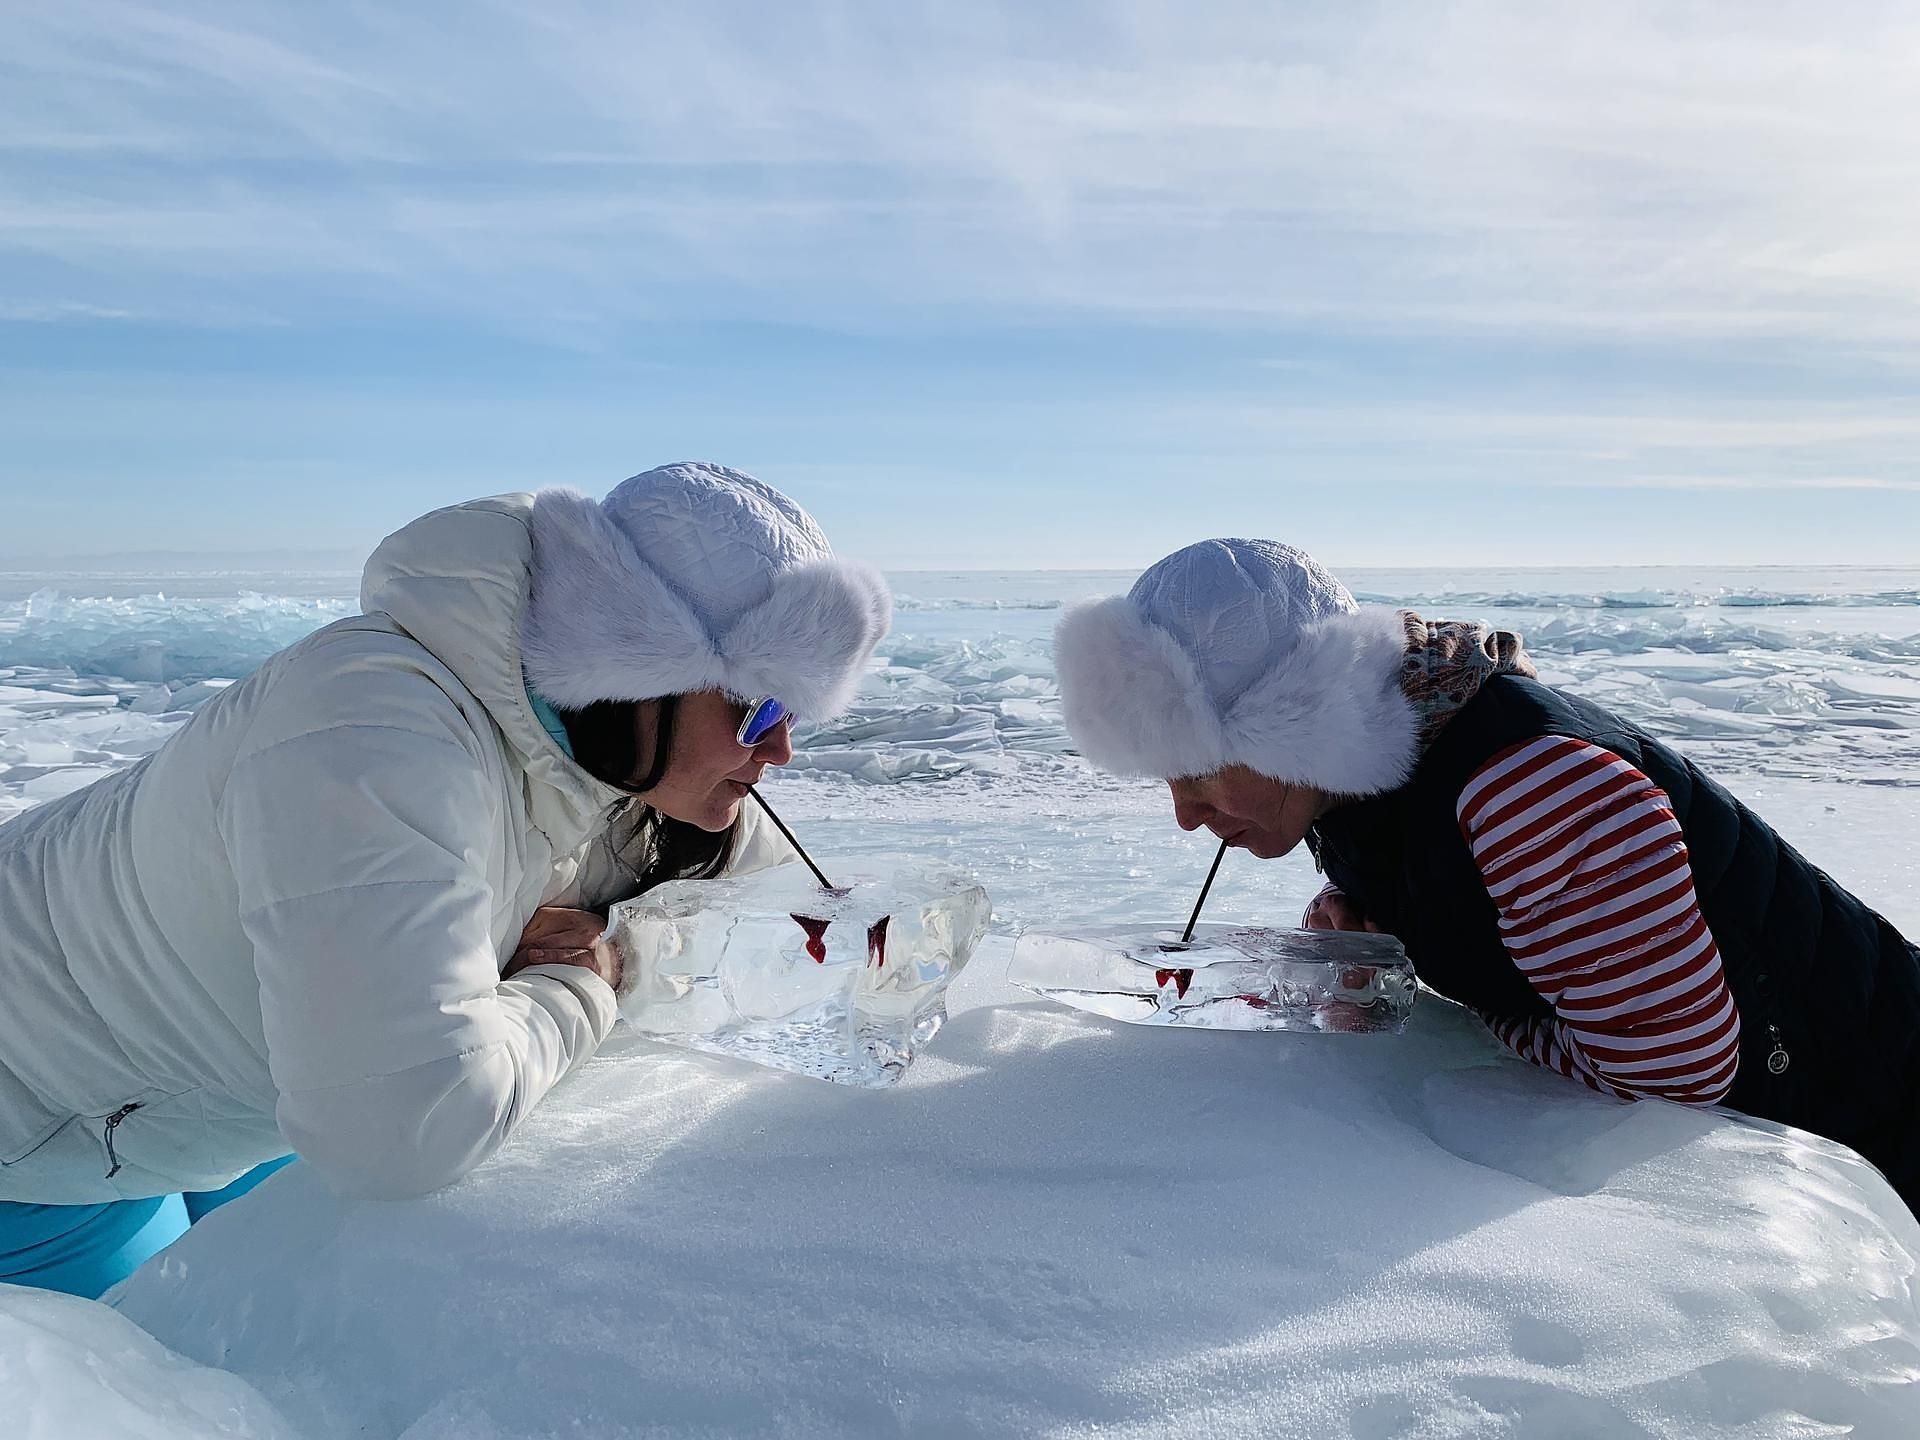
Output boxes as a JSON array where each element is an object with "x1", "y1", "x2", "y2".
[{"x1": 1054, "y1": 538, "x2": 1920, "y2": 1211}]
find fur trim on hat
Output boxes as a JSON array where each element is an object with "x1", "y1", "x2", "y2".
[
  {"x1": 520, "y1": 489, "x2": 890, "y2": 718},
  {"x1": 1056, "y1": 598, "x2": 1419, "y2": 796}
]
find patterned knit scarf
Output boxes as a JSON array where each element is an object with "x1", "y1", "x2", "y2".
[{"x1": 1397, "y1": 611, "x2": 1536, "y2": 747}]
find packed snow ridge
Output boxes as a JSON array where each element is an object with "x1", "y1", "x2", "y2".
[{"x1": 1, "y1": 939, "x2": 1902, "y2": 1439}]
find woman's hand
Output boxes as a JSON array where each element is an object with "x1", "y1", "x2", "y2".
[
  {"x1": 504, "y1": 907, "x2": 623, "y2": 990},
  {"x1": 1301, "y1": 886, "x2": 1381, "y2": 934}
]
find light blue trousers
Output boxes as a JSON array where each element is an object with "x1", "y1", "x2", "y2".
[{"x1": 0, "y1": 1155, "x2": 297, "y2": 1299}]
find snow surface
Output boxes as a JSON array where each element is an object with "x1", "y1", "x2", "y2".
[
  {"x1": 112, "y1": 938, "x2": 1920, "y2": 1439},
  {"x1": 0, "y1": 1284, "x2": 296, "y2": 1439}
]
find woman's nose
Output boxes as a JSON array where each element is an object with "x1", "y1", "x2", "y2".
[
  {"x1": 1170, "y1": 790, "x2": 1212, "y2": 832},
  {"x1": 753, "y1": 718, "x2": 795, "y2": 767}
]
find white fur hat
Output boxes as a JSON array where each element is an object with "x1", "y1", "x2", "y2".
[
  {"x1": 521, "y1": 462, "x2": 890, "y2": 718},
  {"x1": 1054, "y1": 538, "x2": 1417, "y2": 795}
]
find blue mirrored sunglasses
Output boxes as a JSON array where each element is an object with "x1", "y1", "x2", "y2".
[{"x1": 736, "y1": 696, "x2": 791, "y2": 747}]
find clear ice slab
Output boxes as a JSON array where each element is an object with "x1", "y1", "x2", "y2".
[
  {"x1": 609, "y1": 861, "x2": 991, "y2": 1087},
  {"x1": 1009, "y1": 922, "x2": 1416, "y2": 1034}
]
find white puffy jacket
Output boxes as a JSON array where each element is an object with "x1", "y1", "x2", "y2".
[{"x1": 0, "y1": 496, "x2": 792, "y2": 1204}]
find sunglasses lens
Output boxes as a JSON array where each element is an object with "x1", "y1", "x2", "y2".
[{"x1": 740, "y1": 698, "x2": 789, "y2": 745}]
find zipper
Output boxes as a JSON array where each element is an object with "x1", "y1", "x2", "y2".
[
  {"x1": 102, "y1": 1102, "x2": 142, "y2": 1179},
  {"x1": 1764, "y1": 1023, "x2": 1790, "y2": 1076}
]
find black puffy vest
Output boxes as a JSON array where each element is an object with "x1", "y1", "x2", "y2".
[{"x1": 1309, "y1": 674, "x2": 1920, "y2": 1209}]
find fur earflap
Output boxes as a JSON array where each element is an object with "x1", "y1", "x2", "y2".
[
  {"x1": 1055, "y1": 599, "x2": 1419, "y2": 795},
  {"x1": 1219, "y1": 607, "x2": 1420, "y2": 795},
  {"x1": 717, "y1": 561, "x2": 892, "y2": 719},
  {"x1": 1054, "y1": 597, "x2": 1232, "y2": 779},
  {"x1": 520, "y1": 488, "x2": 890, "y2": 718}
]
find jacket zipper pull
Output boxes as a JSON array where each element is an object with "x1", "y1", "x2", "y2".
[
  {"x1": 102, "y1": 1102, "x2": 141, "y2": 1179},
  {"x1": 1765, "y1": 1024, "x2": 1790, "y2": 1076}
]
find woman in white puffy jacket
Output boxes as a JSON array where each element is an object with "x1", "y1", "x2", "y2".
[{"x1": 0, "y1": 463, "x2": 890, "y2": 1297}]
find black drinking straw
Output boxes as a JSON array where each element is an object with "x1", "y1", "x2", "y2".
[
  {"x1": 1180, "y1": 837, "x2": 1231, "y2": 944},
  {"x1": 748, "y1": 785, "x2": 836, "y2": 890}
]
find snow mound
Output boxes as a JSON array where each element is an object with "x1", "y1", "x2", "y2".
[
  {"x1": 114, "y1": 941, "x2": 1920, "y2": 1439},
  {"x1": 0, "y1": 1284, "x2": 297, "y2": 1439}
]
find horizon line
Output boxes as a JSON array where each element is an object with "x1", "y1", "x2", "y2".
[{"x1": 3, "y1": 554, "x2": 1919, "y2": 576}]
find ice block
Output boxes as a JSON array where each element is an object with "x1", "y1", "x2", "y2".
[
  {"x1": 609, "y1": 861, "x2": 991, "y2": 1086},
  {"x1": 1009, "y1": 922, "x2": 1416, "y2": 1034}
]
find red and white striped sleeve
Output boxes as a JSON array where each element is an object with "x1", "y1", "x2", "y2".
[{"x1": 1455, "y1": 735, "x2": 1740, "y2": 1105}]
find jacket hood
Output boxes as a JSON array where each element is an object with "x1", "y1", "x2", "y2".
[{"x1": 360, "y1": 494, "x2": 627, "y2": 832}]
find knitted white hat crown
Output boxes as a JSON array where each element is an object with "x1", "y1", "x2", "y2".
[
  {"x1": 521, "y1": 462, "x2": 890, "y2": 718},
  {"x1": 1054, "y1": 538, "x2": 1416, "y2": 794}
]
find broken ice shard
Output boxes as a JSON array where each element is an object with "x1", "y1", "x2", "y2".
[
  {"x1": 1009, "y1": 922, "x2": 1416, "y2": 1034},
  {"x1": 608, "y1": 861, "x2": 991, "y2": 1086}
]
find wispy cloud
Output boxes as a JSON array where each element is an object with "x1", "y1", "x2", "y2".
[
  {"x1": 1608, "y1": 474, "x2": 1920, "y2": 492},
  {"x1": 1098, "y1": 398, "x2": 1920, "y2": 497},
  {"x1": 4, "y1": 1, "x2": 1918, "y2": 349},
  {"x1": 0, "y1": 300, "x2": 145, "y2": 323}
]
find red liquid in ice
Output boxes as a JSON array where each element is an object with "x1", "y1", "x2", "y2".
[
  {"x1": 1155, "y1": 967, "x2": 1194, "y2": 999},
  {"x1": 790, "y1": 908, "x2": 890, "y2": 966},
  {"x1": 791, "y1": 914, "x2": 831, "y2": 962}
]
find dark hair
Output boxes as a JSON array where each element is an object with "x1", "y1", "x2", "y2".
[{"x1": 559, "y1": 696, "x2": 738, "y2": 896}]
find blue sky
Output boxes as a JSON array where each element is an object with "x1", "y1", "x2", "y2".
[{"x1": 3, "y1": 1, "x2": 1918, "y2": 568}]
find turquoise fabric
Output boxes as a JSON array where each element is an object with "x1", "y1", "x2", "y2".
[
  {"x1": 0, "y1": 1155, "x2": 298, "y2": 1298},
  {"x1": 527, "y1": 685, "x2": 575, "y2": 758},
  {"x1": 0, "y1": 1194, "x2": 189, "y2": 1299},
  {"x1": 183, "y1": 1152, "x2": 297, "y2": 1223}
]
